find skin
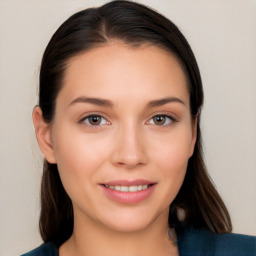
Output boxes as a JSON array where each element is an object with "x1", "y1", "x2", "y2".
[{"x1": 33, "y1": 42, "x2": 197, "y2": 256}]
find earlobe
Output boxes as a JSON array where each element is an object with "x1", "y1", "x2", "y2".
[{"x1": 32, "y1": 106, "x2": 57, "y2": 164}]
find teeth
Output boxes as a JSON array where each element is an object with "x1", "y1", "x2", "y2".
[
  {"x1": 120, "y1": 186, "x2": 128, "y2": 192},
  {"x1": 105, "y1": 184, "x2": 149, "y2": 192},
  {"x1": 129, "y1": 186, "x2": 138, "y2": 192},
  {"x1": 142, "y1": 185, "x2": 147, "y2": 190}
]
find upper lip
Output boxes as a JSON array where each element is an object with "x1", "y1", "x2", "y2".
[{"x1": 102, "y1": 179, "x2": 156, "y2": 186}]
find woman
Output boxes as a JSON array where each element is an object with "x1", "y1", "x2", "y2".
[{"x1": 22, "y1": 1, "x2": 256, "y2": 255}]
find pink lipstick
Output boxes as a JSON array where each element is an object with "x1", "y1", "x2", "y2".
[{"x1": 100, "y1": 179, "x2": 156, "y2": 204}]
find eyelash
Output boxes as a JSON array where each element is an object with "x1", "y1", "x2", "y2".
[
  {"x1": 79, "y1": 114, "x2": 177, "y2": 128},
  {"x1": 79, "y1": 114, "x2": 110, "y2": 127},
  {"x1": 147, "y1": 114, "x2": 177, "y2": 126}
]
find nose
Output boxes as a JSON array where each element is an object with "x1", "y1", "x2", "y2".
[{"x1": 110, "y1": 124, "x2": 148, "y2": 169}]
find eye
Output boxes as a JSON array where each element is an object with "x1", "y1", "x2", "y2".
[
  {"x1": 80, "y1": 115, "x2": 109, "y2": 126},
  {"x1": 148, "y1": 115, "x2": 175, "y2": 126}
]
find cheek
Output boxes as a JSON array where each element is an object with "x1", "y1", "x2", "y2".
[
  {"x1": 152, "y1": 126, "x2": 193, "y2": 171},
  {"x1": 155, "y1": 150, "x2": 188, "y2": 208},
  {"x1": 155, "y1": 144, "x2": 188, "y2": 186},
  {"x1": 51, "y1": 126, "x2": 111, "y2": 195},
  {"x1": 150, "y1": 129, "x2": 193, "y2": 198}
]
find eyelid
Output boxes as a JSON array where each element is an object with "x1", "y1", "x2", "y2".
[
  {"x1": 146, "y1": 112, "x2": 178, "y2": 126},
  {"x1": 78, "y1": 111, "x2": 177, "y2": 127},
  {"x1": 78, "y1": 113, "x2": 111, "y2": 127}
]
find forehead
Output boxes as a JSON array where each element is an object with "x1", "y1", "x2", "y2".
[{"x1": 58, "y1": 43, "x2": 189, "y2": 107}]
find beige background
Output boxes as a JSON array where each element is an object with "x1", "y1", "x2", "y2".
[{"x1": 0, "y1": 0, "x2": 255, "y2": 255}]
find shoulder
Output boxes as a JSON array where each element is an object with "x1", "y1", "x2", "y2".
[
  {"x1": 21, "y1": 242, "x2": 58, "y2": 256},
  {"x1": 178, "y1": 226, "x2": 256, "y2": 256}
]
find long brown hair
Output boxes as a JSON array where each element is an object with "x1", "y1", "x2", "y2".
[{"x1": 38, "y1": 0, "x2": 232, "y2": 247}]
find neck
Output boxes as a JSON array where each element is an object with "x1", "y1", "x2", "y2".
[{"x1": 59, "y1": 208, "x2": 178, "y2": 256}]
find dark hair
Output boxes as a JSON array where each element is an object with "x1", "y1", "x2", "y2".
[{"x1": 38, "y1": 0, "x2": 232, "y2": 246}]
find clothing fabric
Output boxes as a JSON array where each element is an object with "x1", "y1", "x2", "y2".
[
  {"x1": 178, "y1": 227, "x2": 256, "y2": 256},
  {"x1": 21, "y1": 227, "x2": 256, "y2": 256},
  {"x1": 21, "y1": 242, "x2": 58, "y2": 256}
]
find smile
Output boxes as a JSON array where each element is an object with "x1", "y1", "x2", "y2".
[
  {"x1": 104, "y1": 184, "x2": 149, "y2": 192},
  {"x1": 101, "y1": 181, "x2": 156, "y2": 204}
]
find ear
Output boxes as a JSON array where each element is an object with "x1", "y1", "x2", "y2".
[
  {"x1": 189, "y1": 115, "x2": 198, "y2": 157},
  {"x1": 32, "y1": 106, "x2": 57, "y2": 164}
]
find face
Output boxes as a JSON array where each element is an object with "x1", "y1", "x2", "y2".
[{"x1": 36, "y1": 43, "x2": 196, "y2": 233}]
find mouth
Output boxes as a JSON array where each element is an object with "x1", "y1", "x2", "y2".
[
  {"x1": 102, "y1": 184, "x2": 154, "y2": 192},
  {"x1": 100, "y1": 180, "x2": 156, "y2": 204}
]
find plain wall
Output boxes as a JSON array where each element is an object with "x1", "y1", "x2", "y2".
[{"x1": 0, "y1": 1, "x2": 255, "y2": 255}]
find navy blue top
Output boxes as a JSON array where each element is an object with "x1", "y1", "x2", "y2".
[{"x1": 21, "y1": 227, "x2": 256, "y2": 256}]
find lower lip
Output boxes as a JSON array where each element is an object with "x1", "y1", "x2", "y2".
[{"x1": 101, "y1": 184, "x2": 156, "y2": 204}]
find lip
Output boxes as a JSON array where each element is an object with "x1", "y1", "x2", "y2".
[
  {"x1": 100, "y1": 180, "x2": 156, "y2": 204},
  {"x1": 103, "y1": 179, "x2": 155, "y2": 186}
]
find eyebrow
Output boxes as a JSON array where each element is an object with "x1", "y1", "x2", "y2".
[
  {"x1": 69, "y1": 97, "x2": 114, "y2": 107},
  {"x1": 68, "y1": 96, "x2": 185, "y2": 108},
  {"x1": 147, "y1": 97, "x2": 185, "y2": 108}
]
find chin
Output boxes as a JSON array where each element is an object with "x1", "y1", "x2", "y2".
[
  {"x1": 97, "y1": 206, "x2": 169, "y2": 234},
  {"x1": 103, "y1": 221, "x2": 152, "y2": 234}
]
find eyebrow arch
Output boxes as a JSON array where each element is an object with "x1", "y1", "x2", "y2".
[
  {"x1": 147, "y1": 97, "x2": 185, "y2": 108},
  {"x1": 69, "y1": 97, "x2": 114, "y2": 107},
  {"x1": 69, "y1": 96, "x2": 185, "y2": 108}
]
